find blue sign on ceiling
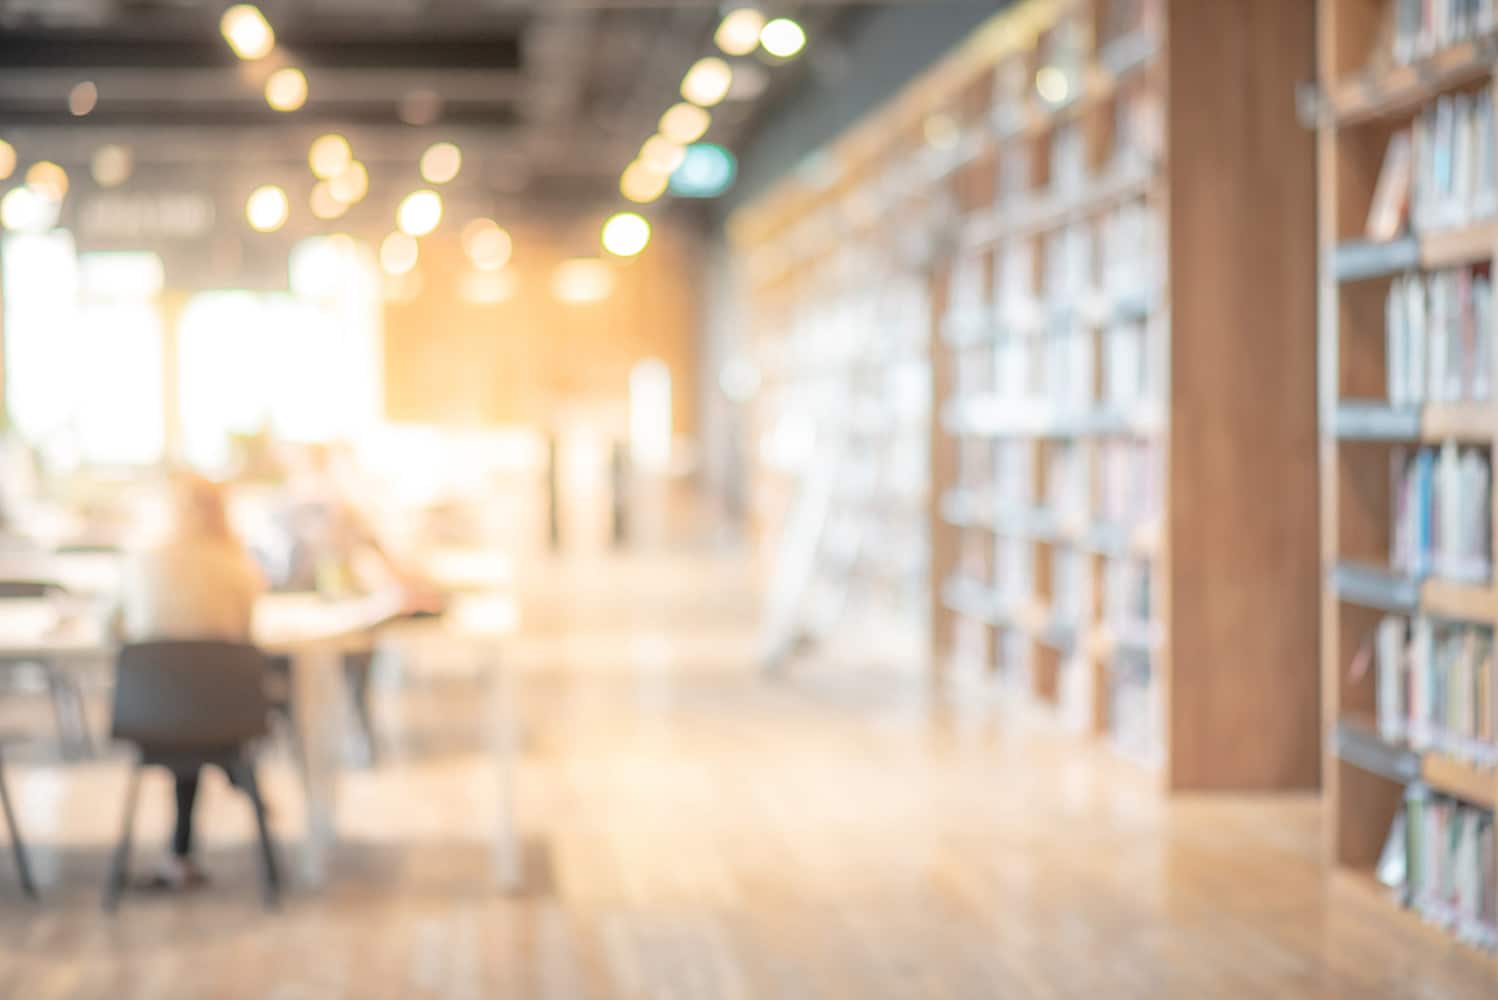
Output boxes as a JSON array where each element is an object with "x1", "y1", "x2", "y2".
[{"x1": 670, "y1": 143, "x2": 737, "y2": 198}]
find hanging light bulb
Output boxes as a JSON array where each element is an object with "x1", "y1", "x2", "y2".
[
  {"x1": 220, "y1": 4, "x2": 275, "y2": 60},
  {"x1": 265, "y1": 67, "x2": 308, "y2": 111},
  {"x1": 397, "y1": 189, "x2": 443, "y2": 237},
  {"x1": 329, "y1": 160, "x2": 369, "y2": 204},
  {"x1": 659, "y1": 103, "x2": 711, "y2": 145},
  {"x1": 420, "y1": 141, "x2": 463, "y2": 184},
  {"x1": 245, "y1": 184, "x2": 289, "y2": 232},
  {"x1": 601, "y1": 212, "x2": 651, "y2": 258},
  {"x1": 681, "y1": 57, "x2": 733, "y2": 107},
  {"x1": 715, "y1": 8, "x2": 765, "y2": 56},
  {"x1": 309, "y1": 134, "x2": 352, "y2": 179}
]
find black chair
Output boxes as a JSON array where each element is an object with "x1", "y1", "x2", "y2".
[
  {"x1": 0, "y1": 739, "x2": 37, "y2": 899},
  {"x1": 0, "y1": 579, "x2": 94, "y2": 759},
  {"x1": 105, "y1": 641, "x2": 280, "y2": 911}
]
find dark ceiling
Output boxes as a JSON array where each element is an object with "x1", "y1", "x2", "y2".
[{"x1": 0, "y1": 0, "x2": 901, "y2": 224}]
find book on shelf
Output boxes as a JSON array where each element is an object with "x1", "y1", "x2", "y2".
[
  {"x1": 996, "y1": 536, "x2": 1033, "y2": 608},
  {"x1": 1401, "y1": 784, "x2": 1497, "y2": 949},
  {"x1": 1412, "y1": 92, "x2": 1497, "y2": 233},
  {"x1": 1047, "y1": 443, "x2": 1090, "y2": 527},
  {"x1": 1050, "y1": 124, "x2": 1088, "y2": 199},
  {"x1": 1386, "y1": 266, "x2": 1493, "y2": 406},
  {"x1": 1392, "y1": 443, "x2": 1492, "y2": 582},
  {"x1": 1101, "y1": 200, "x2": 1161, "y2": 304},
  {"x1": 1050, "y1": 547, "x2": 1089, "y2": 626},
  {"x1": 1367, "y1": 131, "x2": 1414, "y2": 241},
  {"x1": 1098, "y1": 439, "x2": 1159, "y2": 525},
  {"x1": 1105, "y1": 557, "x2": 1153, "y2": 631},
  {"x1": 1376, "y1": 614, "x2": 1497, "y2": 762},
  {"x1": 1393, "y1": 0, "x2": 1497, "y2": 67}
]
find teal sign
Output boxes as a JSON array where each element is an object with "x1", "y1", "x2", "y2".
[{"x1": 670, "y1": 143, "x2": 737, "y2": 198}]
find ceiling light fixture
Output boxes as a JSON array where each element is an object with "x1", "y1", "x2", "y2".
[
  {"x1": 69, "y1": 81, "x2": 98, "y2": 117},
  {"x1": 602, "y1": 212, "x2": 651, "y2": 258},
  {"x1": 397, "y1": 189, "x2": 443, "y2": 237},
  {"x1": 659, "y1": 103, "x2": 711, "y2": 145},
  {"x1": 245, "y1": 184, "x2": 289, "y2": 232},
  {"x1": 329, "y1": 160, "x2": 369, "y2": 204},
  {"x1": 265, "y1": 67, "x2": 307, "y2": 112},
  {"x1": 221, "y1": 4, "x2": 275, "y2": 61},
  {"x1": 760, "y1": 17, "x2": 807, "y2": 59},
  {"x1": 640, "y1": 135, "x2": 686, "y2": 174},
  {"x1": 309, "y1": 134, "x2": 352, "y2": 179},
  {"x1": 620, "y1": 160, "x2": 669, "y2": 204},
  {"x1": 420, "y1": 142, "x2": 462, "y2": 185},
  {"x1": 681, "y1": 57, "x2": 733, "y2": 108},
  {"x1": 715, "y1": 8, "x2": 765, "y2": 56},
  {"x1": 25, "y1": 161, "x2": 68, "y2": 202}
]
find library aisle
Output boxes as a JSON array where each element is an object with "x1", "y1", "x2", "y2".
[{"x1": 1, "y1": 540, "x2": 1493, "y2": 998}]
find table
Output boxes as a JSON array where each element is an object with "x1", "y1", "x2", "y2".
[{"x1": 0, "y1": 589, "x2": 521, "y2": 890}]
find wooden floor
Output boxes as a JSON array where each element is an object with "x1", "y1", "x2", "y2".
[{"x1": 0, "y1": 545, "x2": 1495, "y2": 998}]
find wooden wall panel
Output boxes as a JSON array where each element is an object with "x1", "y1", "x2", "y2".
[{"x1": 383, "y1": 220, "x2": 702, "y2": 435}]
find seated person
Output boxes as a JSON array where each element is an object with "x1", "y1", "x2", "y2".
[{"x1": 113, "y1": 474, "x2": 265, "y2": 889}]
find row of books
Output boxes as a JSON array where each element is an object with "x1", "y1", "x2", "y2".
[
  {"x1": 1105, "y1": 558, "x2": 1153, "y2": 631},
  {"x1": 1392, "y1": 0, "x2": 1496, "y2": 66},
  {"x1": 1413, "y1": 92, "x2": 1497, "y2": 234},
  {"x1": 1376, "y1": 615, "x2": 1496, "y2": 762},
  {"x1": 1381, "y1": 788, "x2": 1497, "y2": 949},
  {"x1": 1391, "y1": 444, "x2": 1492, "y2": 583},
  {"x1": 1097, "y1": 439, "x2": 1159, "y2": 526},
  {"x1": 1386, "y1": 266, "x2": 1493, "y2": 405}
]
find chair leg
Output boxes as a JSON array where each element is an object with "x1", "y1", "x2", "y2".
[
  {"x1": 0, "y1": 751, "x2": 37, "y2": 900},
  {"x1": 59, "y1": 674, "x2": 95, "y2": 759},
  {"x1": 103, "y1": 764, "x2": 142, "y2": 913},
  {"x1": 46, "y1": 669, "x2": 82, "y2": 760},
  {"x1": 343, "y1": 653, "x2": 378, "y2": 767},
  {"x1": 236, "y1": 763, "x2": 280, "y2": 908}
]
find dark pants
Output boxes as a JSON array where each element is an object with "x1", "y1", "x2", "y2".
[{"x1": 173, "y1": 771, "x2": 199, "y2": 858}]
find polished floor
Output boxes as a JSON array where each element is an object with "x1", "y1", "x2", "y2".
[{"x1": 0, "y1": 545, "x2": 1495, "y2": 998}]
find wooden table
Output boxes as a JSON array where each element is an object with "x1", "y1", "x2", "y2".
[{"x1": 0, "y1": 590, "x2": 521, "y2": 890}]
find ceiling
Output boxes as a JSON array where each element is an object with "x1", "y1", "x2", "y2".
[{"x1": 0, "y1": 0, "x2": 895, "y2": 230}]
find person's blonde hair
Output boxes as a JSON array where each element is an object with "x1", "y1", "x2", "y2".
[{"x1": 170, "y1": 473, "x2": 235, "y2": 543}]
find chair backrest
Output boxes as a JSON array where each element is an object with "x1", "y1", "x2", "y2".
[{"x1": 111, "y1": 641, "x2": 270, "y2": 752}]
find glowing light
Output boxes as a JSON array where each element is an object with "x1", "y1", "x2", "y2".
[
  {"x1": 25, "y1": 161, "x2": 68, "y2": 201},
  {"x1": 309, "y1": 134, "x2": 351, "y2": 179},
  {"x1": 220, "y1": 4, "x2": 275, "y2": 61},
  {"x1": 715, "y1": 8, "x2": 765, "y2": 56},
  {"x1": 659, "y1": 103, "x2": 711, "y2": 145},
  {"x1": 265, "y1": 67, "x2": 307, "y2": 112},
  {"x1": 397, "y1": 189, "x2": 443, "y2": 237},
  {"x1": 310, "y1": 181, "x2": 348, "y2": 220},
  {"x1": 681, "y1": 57, "x2": 733, "y2": 108},
  {"x1": 641, "y1": 135, "x2": 686, "y2": 174},
  {"x1": 0, "y1": 140, "x2": 13, "y2": 181},
  {"x1": 245, "y1": 185, "x2": 289, "y2": 232},
  {"x1": 380, "y1": 231, "x2": 419, "y2": 276},
  {"x1": 760, "y1": 17, "x2": 806, "y2": 58},
  {"x1": 90, "y1": 145, "x2": 132, "y2": 188},
  {"x1": 620, "y1": 160, "x2": 669, "y2": 204},
  {"x1": 69, "y1": 81, "x2": 98, "y2": 117},
  {"x1": 0, "y1": 186, "x2": 58, "y2": 232},
  {"x1": 552, "y1": 258, "x2": 613, "y2": 304},
  {"x1": 1036, "y1": 66, "x2": 1070, "y2": 104},
  {"x1": 601, "y1": 211, "x2": 651, "y2": 258},
  {"x1": 420, "y1": 142, "x2": 462, "y2": 184},
  {"x1": 329, "y1": 160, "x2": 369, "y2": 204},
  {"x1": 462, "y1": 218, "x2": 513, "y2": 271},
  {"x1": 460, "y1": 270, "x2": 518, "y2": 306}
]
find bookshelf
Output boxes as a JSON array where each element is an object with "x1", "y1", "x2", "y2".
[
  {"x1": 731, "y1": 0, "x2": 1318, "y2": 789},
  {"x1": 1318, "y1": 0, "x2": 1498, "y2": 950},
  {"x1": 930, "y1": 0, "x2": 1319, "y2": 790}
]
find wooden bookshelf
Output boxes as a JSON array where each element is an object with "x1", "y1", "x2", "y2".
[
  {"x1": 731, "y1": 0, "x2": 1319, "y2": 790},
  {"x1": 1319, "y1": 0, "x2": 1498, "y2": 953},
  {"x1": 921, "y1": 0, "x2": 1320, "y2": 788}
]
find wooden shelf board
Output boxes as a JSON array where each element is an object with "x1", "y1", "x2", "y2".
[
  {"x1": 1421, "y1": 751, "x2": 1497, "y2": 809},
  {"x1": 1420, "y1": 579, "x2": 1497, "y2": 621},
  {"x1": 1420, "y1": 222, "x2": 1497, "y2": 269},
  {"x1": 1421, "y1": 404, "x2": 1498, "y2": 442},
  {"x1": 1329, "y1": 36, "x2": 1496, "y2": 125}
]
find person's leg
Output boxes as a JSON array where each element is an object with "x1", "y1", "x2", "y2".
[{"x1": 172, "y1": 769, "x2": 199, "y2": 859}]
